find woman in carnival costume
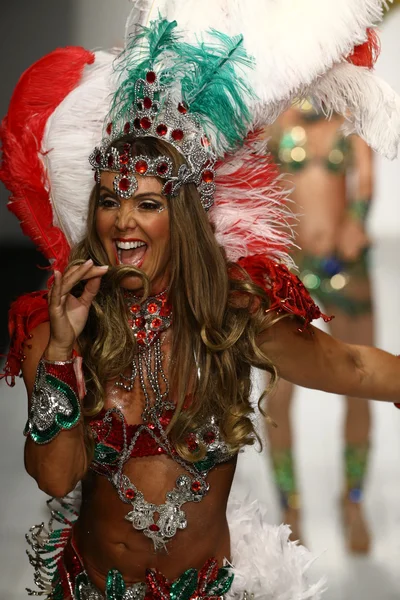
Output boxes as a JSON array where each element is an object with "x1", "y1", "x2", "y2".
[
  {"x1": 2, "y1": 1, "x2": 400, "y2": 599},
  {"x1": 265, "y1": 103, "x2": 375, "y2": 551}
]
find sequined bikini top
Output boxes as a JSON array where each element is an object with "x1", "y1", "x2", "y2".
[
  {"x1": 88, "y1": 407, "x2": 235, "y2": 478},
  {"x1": 269, "y1": 106, "x2": 353, "y2": 175}
]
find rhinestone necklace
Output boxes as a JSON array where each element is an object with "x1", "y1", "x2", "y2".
[{"x1": 115, "y1": 290, "x2": 174, "y2": 420}]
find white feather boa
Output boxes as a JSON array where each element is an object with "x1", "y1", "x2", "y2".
[{"x1": 226, "y1": 492, "x2": 326, "y2": 600}]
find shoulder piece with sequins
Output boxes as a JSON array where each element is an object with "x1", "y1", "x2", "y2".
[
  {"x1": 1, "y1": 290, "x2": 49, "y2": 386},
  {"x1": 235, "y1": 254, "x2": 332, "y2": 329}
]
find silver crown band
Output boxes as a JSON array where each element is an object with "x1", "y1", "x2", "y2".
[{"x1": 90, "y1": 70, "x2": 217, "y2": 210}]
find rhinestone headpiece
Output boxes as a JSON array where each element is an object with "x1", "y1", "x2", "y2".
[{"x1": 90, "y1": 70, "x2": 217, "y2": 210}]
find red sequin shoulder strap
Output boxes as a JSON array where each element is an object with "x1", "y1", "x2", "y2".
[{"x1": 236, "y1": 254, "x2": 332, "y2": 328}]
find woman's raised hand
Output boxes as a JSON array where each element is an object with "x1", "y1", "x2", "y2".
[{"x1": 46, "y1": 259, "x2": 108, "y2": 359}]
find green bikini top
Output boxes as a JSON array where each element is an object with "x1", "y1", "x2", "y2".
[{"x1": 270, "y1": 112, "x2": 353, "y2": 175}]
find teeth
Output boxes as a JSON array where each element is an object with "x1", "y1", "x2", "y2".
[{"x1": 115, "y1": 240, "x2": 146, "y2": 250}]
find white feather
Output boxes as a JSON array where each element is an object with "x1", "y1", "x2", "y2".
[
  {"x1": 128, "y1": 0, "x2": 387, "y2": 103},
  {"x1": 307, "y1": 62, "x2": 400, "y2": 159},
  {"x1": 227, "y1": 493, "x2": 327, "y2": 600},
  {"x1": 41, "y1": 51, "x2": 117, "y2": 247}
]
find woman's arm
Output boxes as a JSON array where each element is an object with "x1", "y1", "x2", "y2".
[
  {"x1": 23, "y1": 321, "x2": 89, "y2": 497},
  {"x1": 23, "y1": 261, "x2": 108, "y2": 497},
  {"x1": 257, "y1": 316, "x2": 400, "y2": 402}
]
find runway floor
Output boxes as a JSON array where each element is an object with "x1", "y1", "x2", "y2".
[{"x1": 1, "y1": 238, "x2": 399, "y2": 600}]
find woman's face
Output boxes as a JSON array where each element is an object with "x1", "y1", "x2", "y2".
[{"x1": 96, "y1": 171, "x2": 171, "y2": 293}]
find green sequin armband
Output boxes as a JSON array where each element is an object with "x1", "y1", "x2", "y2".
[
  {"x1": 24, "y1": 358, "x2": 81, "y2": 445},
  {"x1": 347, "y1": 198, "x2": 371, "y2": 224}
]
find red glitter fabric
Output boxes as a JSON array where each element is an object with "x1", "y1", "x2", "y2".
[
  {"x1": 1, "y1": 290, "x2": 49, "y2": 386},
  {"x1": 45, "y1": 361, "x2": 78, "y2": 395},
  {"x1": 89, "y1": 409, "x2": 176, "y2": 468},
  {"x1": 236, "y1": 254, "x2": 332, "y2": 329}
]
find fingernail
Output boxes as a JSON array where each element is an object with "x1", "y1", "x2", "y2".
[
  {"x1": 84, "y1": 259, "x2": 93, "y2": 266},
  {"x1": 98, "y1": 265, "x2": 109, "y2": 270}
]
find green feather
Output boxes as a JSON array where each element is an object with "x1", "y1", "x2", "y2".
[
  {"x1": 179, "y1": 30, "x2": 255, "y2": 148},
  {"x1": 109, "y1": 16, "x2": 256, "y2": 155}
]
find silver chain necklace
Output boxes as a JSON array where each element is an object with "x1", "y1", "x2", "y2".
[{"x1": 109, "y1": 291, "x2": 211, "y2": 551}]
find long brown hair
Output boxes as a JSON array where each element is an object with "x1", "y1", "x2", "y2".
[{"x1": 69, "y1": 135, "x2": 279, "y2": 460}]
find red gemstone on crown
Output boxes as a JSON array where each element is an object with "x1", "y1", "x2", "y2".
[
  {"x1": 143, "y1": 97, "x2": 152, "y2": 109},
  {"x1": 124, "y1": 122, "x2": 131, "y2": 134},
  {"x1": 130, "y1": 304, "x2": 141, "y2": 314},
  {"x1": 202, "y1": 169, "x2": 214, "y2": 183},
  {"x1": 147, "y1": 303, "x2": 158, "y2": 314},
  {"x1": 156, "y1": 162, "x2": 169, "y2": 176},
  {"x1": 106, "y1": 122, "x2": 113, "y2": 135},
  {"x1": 178, "y1": 102, "x2": 188, "y2": 114},
  {"x1": 134, "y1": 118, "x2": 141, "y2": 129},
  {"x1": 125, "y1": 489, "x2": 136, "y2": 500},
  {"x1": 151, "y1": 318, "x2": 162, "y2": 329},
  {"x1": 203, "y1": 431, "x2": 216, "y2": 444},
  {"x1": 95, "y1": 153, "x2": 101, "y2": 164},
  {"x1": 135, "y1": 160, "x2": 148, "y2": 174},
  {"x1": 140, "y1": 117, "x2": 152, "y2": 130},
  {"x1": 172, "y1": 129, "x2": 184, "y2": 141},
  {"x1": 107, "y1": 155, "x2": 114, "y2": 168},
  {"x1": 191, "y1": 481, "x2": 202, "y2": 493},
  {"x1": 156, "y1": 124, "x2": 168, "y2": 136},
  {"x1": 149, "y1": 524, "x2": 160, "y2": 532},
  {"x1": 121, "y1": 167, "x2": 129, "y2": 176},
  {"x1": 163, "y1": 181, "x2": 173, "y2": 195},
  {"x1": 119, "y1": 178, "x2": 131, "y2": 192},
  {"x1": 146, "y1": 71, "x2": 157, "y2": 84},
  {"x1": 120, "y1": 153, "x2": 129, "y2": 165}
]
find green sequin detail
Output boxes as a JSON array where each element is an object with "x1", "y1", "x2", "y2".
[
  {"x1": 94, "y1": 444, "x2": 119, "y2": 465},
  {"x1": 298, "y1": 250, "x2": 372, "y2": 317},
  {"x1": 29, "y1": 374, "x2": 81, "y2": 444},
  {"x1": 106, "y1": 569, "x2": 126, "y2": 600},
  {"x1": 271, "y1": 448, "x2": 298, "y2": 509},
  {"x1": 170, "y1": 568, "x2": 198, "y2": 600},
  {"x1": 206, "y1": 567, "x2": 234, "y2": 596},
  {"x1": 345, "y1": 444, "x2": 369, "y2": 491}
]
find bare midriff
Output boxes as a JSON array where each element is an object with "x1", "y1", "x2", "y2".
[
  {"x1": 74, "y1": 328, "x2": 237, "y2": 592},
  {"x1": 74, "y1": 457, "x2": 236, "y2": 590}
]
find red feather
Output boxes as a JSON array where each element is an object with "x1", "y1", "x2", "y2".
[
  {"x1": 0, "y1": 47, "x2": 95, "y2": 271},
  {"x1": 346, "y1": 28, "x2": 380, "y2": 69}
]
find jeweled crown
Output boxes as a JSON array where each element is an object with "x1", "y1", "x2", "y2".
[{"x1": 90, "y1": 69, "x2": 217, "y2": 210}]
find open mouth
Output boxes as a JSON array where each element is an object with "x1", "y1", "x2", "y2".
[{"x1": 114, "y1": 239, "x2": 147, "y2": 268}]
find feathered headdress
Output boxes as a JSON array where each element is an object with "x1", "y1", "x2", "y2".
[{"x1": 1, "y1": 0, "x2": 400, "y2": 383}]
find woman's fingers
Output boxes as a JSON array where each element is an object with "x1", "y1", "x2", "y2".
[
  {"x1": 48, "y1": 270, "x2": 63, "y2": 309},
  {"x1": 79, "y1": 275, "x2": 104, "y2": 308},
  {"x1": 60, "y1": 261, "x2": 109, "y2": 296}
]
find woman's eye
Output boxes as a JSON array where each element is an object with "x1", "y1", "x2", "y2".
[
  {"x1": 137, "y1": 201, "x2": 163, "y2": 212},
  {"x1": 98, "y1": 197, "x2": 119, "y2": 209}
]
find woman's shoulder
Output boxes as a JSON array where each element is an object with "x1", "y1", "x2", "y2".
[{"x1": 232, "y1": 254, "x2": 330, "y2": 328}]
